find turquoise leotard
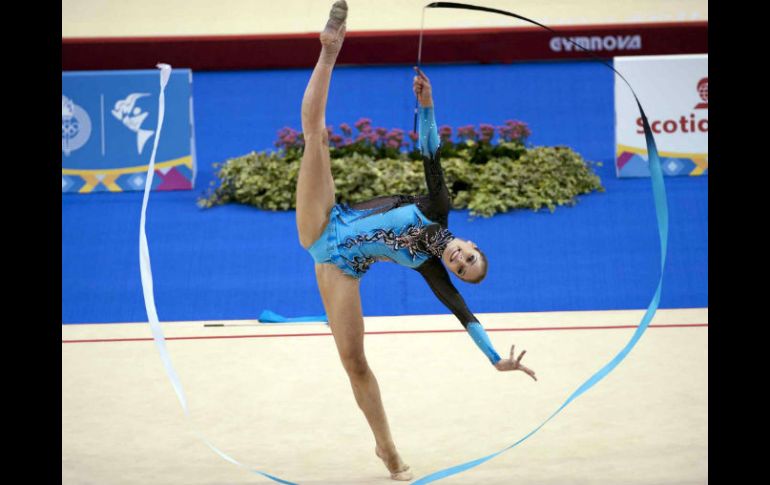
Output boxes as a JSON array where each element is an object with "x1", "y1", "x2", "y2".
[
  {"x1": 307, "y1": 106, "x2": 449, "y2": 279},
  {"x1": 308, "y1": 202, "x2": 448, "y2": 278}
]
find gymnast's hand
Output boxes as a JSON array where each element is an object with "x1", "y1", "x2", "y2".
[
  {"x1": 494, "y1": 345, "x2": 537, "y2": 380},
  {"x1": 413, "y1": 66, "x2": 434, "y2": 108}
]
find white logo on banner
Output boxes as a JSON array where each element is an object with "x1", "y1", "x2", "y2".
[
  {"x1": 111, "y1": 93, "x2": 155, "y2": 155},
  {"x1": 61, "y1": 95, "x2": 92, "y2": 157}
]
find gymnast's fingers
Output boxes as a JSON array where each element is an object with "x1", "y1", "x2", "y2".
[
  {"x1": 521, "y1": 364, "x2": 537, "y2": 381},
  {"x1": 517, "y1": 350, "x2": 526, "y2": 364},
  {"x1": 509, "y1": 344, "x2": 515, "y2": 361}
]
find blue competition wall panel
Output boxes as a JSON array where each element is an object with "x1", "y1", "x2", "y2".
[{"x1": 62, "y1": 61, "x2": 707, "y2": 324}]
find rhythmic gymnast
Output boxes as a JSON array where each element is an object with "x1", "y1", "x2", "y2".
[{"x1": 296, "y1": 1, "x2": 537, "y2": 480}]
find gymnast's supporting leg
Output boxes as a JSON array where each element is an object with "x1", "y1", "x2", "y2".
[
  {"x1": 315, "y1": 263, "x2": 412, "y2": 481},
  {"x1": 295, "y1": 2, "x2": 412, "y2": 480}
]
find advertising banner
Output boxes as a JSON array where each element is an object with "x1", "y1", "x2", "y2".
[
  {"x1": 614, "y1": 54, "x2": 707, "y2": 177},
  {"x1": 62, "y1": 69, "x2": 196, "y2": 193}
]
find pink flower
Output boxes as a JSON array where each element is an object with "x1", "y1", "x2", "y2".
[
  {"x1": 355, "y1": 118, "x2": 372, "y2": 130},
  {"x1": 387, "y1": 128, "x2": 405, "y2": 142},
  {"x1": 375, "y1": 127, "x2": 387, "y2": 136},
  {"x1": 339, "y1": 123, "x2": 352, "y2": 135},
  {"x1": 457, "y1": 125, "x2": 479, "y2": 142},
  {"x1": 408, "y1": 131, "x2": 419, "y2": 142},
  {"x1": 479, "y1": 124, "x2": 495, "y2": 142},
  {"x1": 275, "y1": 127, "x2": 297, "y2": 145},
  {"x1": 438, "y1": 126, "x2": 452, "y2": 142},
  {"x1": 509, "y1": 120, "x2": 530, "y2": 134},
  {"x1": 275, "y1": 126, "x2": 304, "y2": 149},
  {"x1": 498, "y1": 120, "x2": 531, "y2": 141}
]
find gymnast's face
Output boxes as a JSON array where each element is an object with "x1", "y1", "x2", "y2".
[{"x1": 442, "y1": 238, "x2": 485, "y2": 282}]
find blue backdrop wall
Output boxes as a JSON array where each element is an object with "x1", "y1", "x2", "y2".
[{"x1": 62, "y1": 61, "x2": 708, "y2": 324}]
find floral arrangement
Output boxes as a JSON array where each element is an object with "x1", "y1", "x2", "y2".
[{"x1": 199, "y1": 118, "x2": 603, "y2": 217}]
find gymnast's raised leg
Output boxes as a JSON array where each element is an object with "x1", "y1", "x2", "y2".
[{"x1": 294, "y1": 1, "x2": 412, "y2": 480}]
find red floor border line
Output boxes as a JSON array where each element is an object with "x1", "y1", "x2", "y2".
[{"x1": 62, "y1": 323, "x2": 708, "y2": 344}]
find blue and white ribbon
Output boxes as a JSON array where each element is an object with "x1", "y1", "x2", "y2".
[
  {"x1": 141, "y1": 0, "x2": 669, "y2": 477},
  {"x1": 139, "y1": 63, "x2": 296, "y2": 485},
  {"x1": 408, "y1": 3, "x2": 670, "y2": 484}
]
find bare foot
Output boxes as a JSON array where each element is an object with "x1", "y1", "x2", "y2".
[
  {"x1": 319, "y1": 0, "x2": 347, "y2": 64},
  {"x1": 376, "y1": 446, "x2": 413, "y2": 481}
]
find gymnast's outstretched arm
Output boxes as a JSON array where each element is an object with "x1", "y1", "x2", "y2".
[
  {"x1": 414, "y1": 258, "x2": 536, "y2": 379},
  {"x1": 413, "y1": 69, "x2": 536, "y2": 379}
]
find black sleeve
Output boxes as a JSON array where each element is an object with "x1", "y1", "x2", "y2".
[
  {"x1": 414, "y1": 256, "x2": 478, "y2": 328},
  {"x1": 349, "y1": 194, "x2": 415, "y2": 217},
  {"x1": 417, "y1": 150, "x2": 451, "y2": 227}
]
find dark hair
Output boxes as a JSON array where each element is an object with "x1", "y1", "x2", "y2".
[{"x1": 465, "y1": 248, "x2": 488, "y2": 284}]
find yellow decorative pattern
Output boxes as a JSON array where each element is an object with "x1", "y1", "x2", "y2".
[
  {"x1": 690, "y1": 156, "x2": 708, "y2": 176},
  {"x1": 617, "y1": 144, "x2": 708, "y2": 176},
  {"x1": 79, "y1": 173, "x2": 100, "y2": 193},
  {"x1": 63, "y1": 155, "x2": 193, "y2": 193},
  {"x1": 62, "y1": 155, "x2": 192, "y2": 176},
  {"x1": 616, "y1": 144, "x2": 708, "y2": 160}
]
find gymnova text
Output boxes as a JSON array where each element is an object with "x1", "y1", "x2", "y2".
[{"x1": 550, "y1": 35, "x2": 642, "y2": 52}]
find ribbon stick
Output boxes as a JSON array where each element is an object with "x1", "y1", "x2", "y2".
[
  {"x1": 410, "y1": 3, "x2": 669, "y2": 484},
  {"x1": 139, "y1": 63, "x2": 297, "y2": 485}
]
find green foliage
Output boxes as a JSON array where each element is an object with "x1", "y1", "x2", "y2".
[
  {"x1": 200, "y1": 151, "x2": 300, "y2": 211},
  {"x1": 198, "y1": 121, "x2": 604, "y2": 217}
]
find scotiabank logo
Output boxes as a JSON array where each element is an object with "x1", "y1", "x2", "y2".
[
  {"x1": 635, "y1": 76, "x2": 709, "y2": 134},
  {"x1": 694, "y1": 77, "x2": 708, "y2": 109},
  {"x1": 636, "y1": 113, "x2": 708, "y2": 134}
]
